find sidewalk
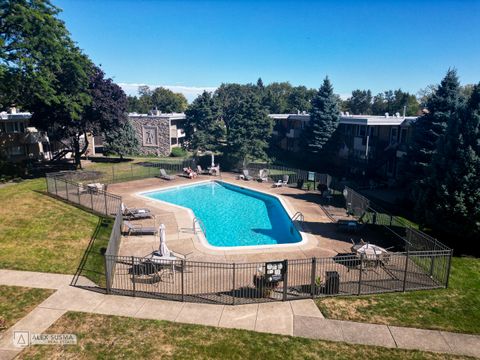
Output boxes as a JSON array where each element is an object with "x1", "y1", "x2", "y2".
[{"x1": 0, "y1": 269, "x2": 479, "y2": 359}]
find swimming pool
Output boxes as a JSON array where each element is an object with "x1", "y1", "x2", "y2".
[{"x1": 141, "y1": 181, "x2": 302, "y2": 248}]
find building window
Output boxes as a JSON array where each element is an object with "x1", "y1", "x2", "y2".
[
  {"x1": 9, "y1": 145, "x2": 26, "y2": 156},
  {"x1": 4, "y1": 121, "x2": 25, "y2": 133},
  {"x1": 356, "y1": 125, "x2": 366, "y2": 137},
  {"x1": 390, "y1": 127, "x2": 398, "y2": 145},
  {"x1": 400, "y1": 128, "x2": 408, "y2": 144}
]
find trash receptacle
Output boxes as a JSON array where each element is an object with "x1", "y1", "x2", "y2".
[{"x1": 325, "y1": 271, "x2": 340, "y2": 295}]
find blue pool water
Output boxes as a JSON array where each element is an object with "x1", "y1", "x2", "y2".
[{"x1": 143, "y1": 181, "x2": 302, "y2": 247}]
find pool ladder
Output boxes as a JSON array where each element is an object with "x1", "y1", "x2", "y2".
[
  {"x1": 193, "y1": 217, "x2": 207, "y2": 235},
  {"x1": 291, "y1": 211, "x2": 304, "y2": 222}
]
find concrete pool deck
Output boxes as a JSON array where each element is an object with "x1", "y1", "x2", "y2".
[{"x1": 108, "y1": 172, "x2": 358, "y2": 263}]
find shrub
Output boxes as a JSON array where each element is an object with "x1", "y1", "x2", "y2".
[{"x1": 170, "y1": 147, "x2": 187, "y2": 157}]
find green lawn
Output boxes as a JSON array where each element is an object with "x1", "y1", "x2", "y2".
[
  {"x1": 317, "y1": 257, "x2": 480, "y2": 334},
  {"x1": 18, "y1": 312, "x2": 471, "y2": 360},
  {"x1": 75, "y1": 217, "x2": 113, "y2": 287},
  {"x1": 0, "y1": 179, "x2": 104, "y2": 275},
  {"x1": 0, "y1": 285, "x2": 54, "y2": 333}
]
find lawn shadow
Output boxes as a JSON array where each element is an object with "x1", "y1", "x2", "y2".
[{"x1": 71, "y1": 216, "x2": 112, "y2": 288}]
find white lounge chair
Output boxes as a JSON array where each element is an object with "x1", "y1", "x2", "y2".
[
  {"x1": 257, "y1": 169, "x2": 269, "y2": 182},
  {"x1": 197, "y1": 165, "x2": 208, "y2": 174},
  {"x1": 123, "y1": 221, "x2": 158, "y2": 236},
  {"x1": 273, "y1": 175, "x2": 289, "y2": 187},
  {"x1": 273, "y1": 179, "x2": 284, "y2": 187},
  {"x1": 158, "y1": 168, "x2": 175, "y2": 180},
  {"x1": 121, "y1": 203, "x2": 152, "y2": 220},
  {"x1": 210, "y1": 165, "x2": 220, "y2": 176},
  {"x1": 242, "y1": 169, "x2": 253, "y2": 180}
]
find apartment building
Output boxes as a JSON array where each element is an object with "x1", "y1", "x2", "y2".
[
  {"x1": 269, "y1": 112, "x2": 417, "y2": 178},
  {"x1": 0, "y1": 109, "x2": 51, "y2": 162}
]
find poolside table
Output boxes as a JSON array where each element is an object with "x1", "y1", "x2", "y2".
[{"x1": 87, "y1": 183, "x2": 104, "y2": 193}]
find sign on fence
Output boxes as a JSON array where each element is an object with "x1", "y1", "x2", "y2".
[
  {"x1": 308, "y1": 171, "x2": 315, "y2": 181},
  {"x1": 265, "y1": 261, "x2": 287, "y2": 282}
]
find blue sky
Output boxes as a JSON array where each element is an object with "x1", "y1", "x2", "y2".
[{"x1": 55, "y1": 0, "x2": 480, "y2": 101}]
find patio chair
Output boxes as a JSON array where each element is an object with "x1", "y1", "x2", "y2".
[
  {"x1": 123, "y1": 221, "x2": 158, "y2": 236},
  {"x1": 272, "y1": 175, "x2": 289, "y2": 188},
  {"x1": 242, "y1": 169, "x2": 253, "y2": 181},
  {"x1": 121, "y1": 203, "x2": 152, "y2": 220},
  {"x1": 272, "y1": 179, "x2": 284, "y2": 187},
  {"x1": 197, "y1": 165, "x2": 208, "y2": 174},
  {"x1": 210, "y1": 165, "x2": 220, "y2": 176},
  {"x1": 257, "y1": 169, "x2": 269, "y2": 182},
  {"x1": 158, "y1": 168, "x2": 175, "y2": 180}
]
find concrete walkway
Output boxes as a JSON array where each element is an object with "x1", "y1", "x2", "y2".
[{"x1": 0, "y1": 270, "x2": 479, "y2": 359}]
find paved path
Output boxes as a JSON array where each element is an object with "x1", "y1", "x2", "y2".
[{"x1": 0, "y1": 270, "x2": 479, "y2": 359}]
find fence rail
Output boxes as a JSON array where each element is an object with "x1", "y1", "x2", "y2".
[
  {"x1": 344, "y1": 186, "x2": 451, "y2": 252},
  {"x1": 104, "y1": 250, "x2": 451, "y2": 304},
  {"x1": 245, "y1": 162, "x2": 332, "y2": 188},
  {"x1": 46, "y1": 172, "x2": 122, "y2": 216},
  {"x1": 45, "y1": 169, "x2": 452, "y2": 305}
]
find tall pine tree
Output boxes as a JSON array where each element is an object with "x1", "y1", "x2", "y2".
[
  {"x1": 184, "y1": 91, "x2": 224, "y2": 152},
  {"x1": 302, "y1": 77, "x2": 340, "y2": 158},
  {"x1": 419, "y1": 84, "x2": 480, "y2": 251},
  {"x1": 103, "y1": 120, "x2": 139, "y2": 159},
  {"x1": 225, "y1": 92, "x2": 272, "y2": 167},
  {"x1": 406, "y1": 70, "x2": 462, "y2": 184}
]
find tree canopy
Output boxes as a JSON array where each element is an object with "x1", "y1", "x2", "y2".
[
  {"x1": 127, "y1": 86, "x2": 188, "y2": 113},
  {"x1": 184, "y1": 91, "x2": 224, "y2": 152},
  {"x1": 416, "y1": 82, "x2": 480, "y2": 251},
  {"x1": 301, "y1": 77, "x2": 340, "y2": 164},
  {"x1": 1, "y1": 1, "x2": 135, "y2": 168}
]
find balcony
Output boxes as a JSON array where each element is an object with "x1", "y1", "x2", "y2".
[
  {"x1": 170, "y1": 128, "x2": 186, "y2": 138},
  {"x1": 286, "y1": 129, "x2": 301, "y2": 138}
]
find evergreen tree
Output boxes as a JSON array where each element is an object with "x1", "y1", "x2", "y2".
[
  {"x1": 225, "y1": 92, "x2": 272, "y2": 166},
  {"x1": 346, "y1": 89, "x2": 372, "y2": 114},
  {"x1": 302, "y1": 77, "x2": 340, "y2": 157},
  {"x1": 184, "y1": 91, "x2": 224, "y2": 151},
  {"x1": 103, "y1": 120, "x2": 139, "y2": 159},
  {"x1": 405, "y1": 69, "x2": 463, "y2": 196},
  {"x1": 418, "y1": 84, "x2": 480, "y2": 250}
]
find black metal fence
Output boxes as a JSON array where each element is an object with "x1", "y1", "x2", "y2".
[
  {"x1": 45, "y1": 170, "x2": 452, "y2": 305},
  {"x1": 245, "y1": 162, "x2": 332, "y2": 188},
  {"x1": 55, "y1": 159, "x2": 196, "y2": 185},
  {"x1": 105, "y1": 205, "x2": 123, "y2": 292},
  {"x1": 46, "y1": 172, "x2": 122, "y2": 216},
  {"x1": 344, "y1": 187, "x2": 450, "y2": 251},
  {"x1": 104, "y1": 250, "x2": 451, "y2": 304}
]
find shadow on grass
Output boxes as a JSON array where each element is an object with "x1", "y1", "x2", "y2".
[{"x1": 71, "y1": 216, "x2": 113, "y2": 288}]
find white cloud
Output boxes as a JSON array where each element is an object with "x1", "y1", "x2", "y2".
[{"x1": 118, "y1": 83, "x2": 217, "y2": 102}]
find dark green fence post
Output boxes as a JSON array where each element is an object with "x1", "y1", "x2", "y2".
[
  {"x1": 181, "y1": 260, "x2": 185, "y2": 302},
  {"x1": 403, "y1": 250, "x2": 410, "y2": 292},
  {"x1": 358, "y1": 254, "x2": 364, "y2": 295},
  {"x1": 232, "y1": 263, "x2": 236, "y2": 305},
  {"x1": 77, "y1": 185, "x2": 81, "y2": 205},
  {"x1": 310, "y1": 258, "x2": 317, "y2": 298},
  {"x1": 445, "y1": 249, "x2": 453, "y2": 288},
  {"x1": 65, "y1": 181, "x2": 69, "y2": 201},
  {"x1": 282, "y1": 259, "x2": 288, "y2": 301},
  {"x1": 104, "y1": 255, "x2": 111, "y2": 294},
  {"x1": 112, "y1": 165, "x2": 115, "y2": 183},
  {"x1": 54, "y1": 177, "x2": 58, "y2": 196},
  {"x1": 104, "y1": 192, "x2": 108, "y2": 216},
  {"x1": 131, "y1": 256, "x2": 136, "y2": 297}
]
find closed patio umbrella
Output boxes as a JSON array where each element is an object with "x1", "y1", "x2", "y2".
[
  {"x1": 158, "y1": 224, "x2": 171, "y2": 257},
  {"x1": 355, "y1": 243, "x2": 388, "y2": 260}
]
